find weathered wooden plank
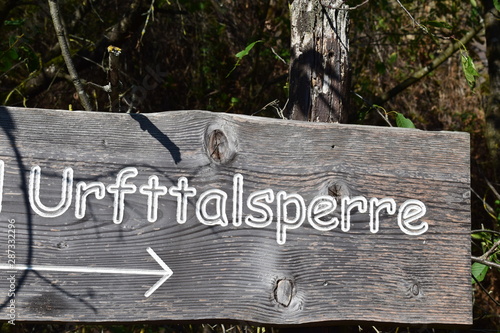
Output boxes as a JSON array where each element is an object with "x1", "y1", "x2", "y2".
[{"x1": 0, "y1": 106, "x2": 470, "y2": 325}]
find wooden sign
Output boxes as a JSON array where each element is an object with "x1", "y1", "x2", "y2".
[{"x1": 0, "y1": 106, "x2": 471, "y2": 326}]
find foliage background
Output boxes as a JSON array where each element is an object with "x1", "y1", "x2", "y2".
[{"x1": 1, "y1": 0, "x2": 499, "y2": 331}]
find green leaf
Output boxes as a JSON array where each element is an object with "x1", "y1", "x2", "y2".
[
  {"x1": 387, "y1": 52, "x2": 397, "y2": 65},
  {"x1": 5, "y1": 48, "x2": 19, "y2": 61},
  {"x1": 0, "y1": 48, "x2": 19, "y2": 72},
  {"x1": 471, "y1": 262, "x2": 488, "y2": 284},
  {"x1": 471, "y1": 233, "x2": 485, "y2": 240},
  {"x1": 461, "y1": 52, "x2": 479, "y2": 88},
  {"x1": 395, "y1": 113, "x2": 416, "y2": 128},
  {"x1": 235, "y1": 40, "x2": 262, "y2": 59},
  {"x1": 494, "y1": 0, "x2": 500, "y2": 11},
  {"x1": 4, "y1": 19, "x2": 25, "y2": 26},
  {"x1": 226, "y1": 40, "x2": 262, "y2": 78},
  {"x1": 424, "y1": 21, "x2": 453, "y2": 29}
]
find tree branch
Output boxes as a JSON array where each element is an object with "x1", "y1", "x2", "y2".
[
  {"x1": 394, "y1": 0, "x2": 429, "y2": 34},
  {"x1": 472, "y1": 256, "x2": 500, "y2": 270},
  {"x1": 21, "y1": 0, "x2": 145, "y2": 103},
  {"x1": 372, "y1": 24, "x2": 484, "y2": 106},
  {"x1": 48, "y1": 0, "x2": 93, "y2": 111},
  {"x1": 481, "y1": 239, "x2": 500, "y2": 260},
  {"x1": 472, "y1": 229, "x2": 500, "y2": 237}
]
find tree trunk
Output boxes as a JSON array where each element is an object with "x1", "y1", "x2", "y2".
[
  {"x1": 285, "y1": 0, "x2": 350, "y2": 123},
  {"x1": 482, "y1": 0, "x2": 500, "y2": 168}
]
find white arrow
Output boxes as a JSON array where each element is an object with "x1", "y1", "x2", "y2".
[{"x1": 0, "y1": 247, "x2": 172, "y2": 297}]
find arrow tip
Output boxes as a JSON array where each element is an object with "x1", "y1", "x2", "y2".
[{"x1": 145, "y1": 247, "x2": 173, "y2": 297}]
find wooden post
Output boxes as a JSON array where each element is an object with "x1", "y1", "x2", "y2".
[
  {"x1": 0, "y1": 107, "x2": 471, "y2": 326},
  {"x1": 286, "y1": 0, "x2": 350, "y2": 123}
]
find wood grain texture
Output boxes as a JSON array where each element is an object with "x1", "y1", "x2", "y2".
[{"x1": 0, "y1": 107, "x2": 470, "y2": 325}]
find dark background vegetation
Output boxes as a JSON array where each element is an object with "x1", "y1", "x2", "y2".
[{"x1": 1, "y1": 0, "x2": 500, "y2": 331}]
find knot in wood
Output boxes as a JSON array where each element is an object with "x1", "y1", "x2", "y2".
[
  {"x1": 274, "y1": 278, "x2": 294, "y2": 307},
  {"x1": 327, "y1": 180, "x2": 350, "y2": 199},
  {"x1": 411, "y1": 283, "x2": 421, "y2": 297},
  {"x1": 208, "y1": 130, "x2": 227, "y2": 163},
  {"x1": 206, "y1": 128, "x2": 236, "y2": 164}
]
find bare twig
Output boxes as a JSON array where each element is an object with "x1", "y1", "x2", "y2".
[
  {"x1": 0, "y1": 59, "x2": 27, "y2": 80},
  {"x1": 87, "y1": 81, "x2": 111, "y2": 93},
  {"x1": 353, "y1": 91, "x2": 393, "y2": 126},
  {"x1": 485, "y1": 177, "x2": 500, "y2": 200},
  {"x1": 472, "y1": 229, "x2": 500, "y2": 237},
  {"x1": 137, "y1": 0, "x2": 156, "y2": 49},
  {"x1": 472, "y1": 256, "x2": 500, "y2": 270},
  {"x1": 48, "y1": 0, "x2": 93, "y2": 111},
  {"x1": 471, "y1": 273, "x2": 500, "y2": 307},
  {"x1": 374, "y1": 108, "x2": 393, "y2": 127},
  {"x1": 76, "y1": 54, "x2": 106, "y2": 71},
  {"x1": 89, "y1": 0, "x2": 104, "y2": 23},
  {"x1": 55, "y1": 72, "x2": 111, "y2": 92},
  {"x1": 471, "y1": 186, "x2": 497, "y2": 217},
  {"x1": 481, "y1": 239, "x2": 500, "y2": 260},
  {"x1": 394, "y1": 0, "x2": 428, "y2": 34},
  {"x1": 252, "y1": 99, "x2": 285, "y2": 119},
  {"x1": 271, "y1": 47, "x2": 287, "y2": 64}
]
